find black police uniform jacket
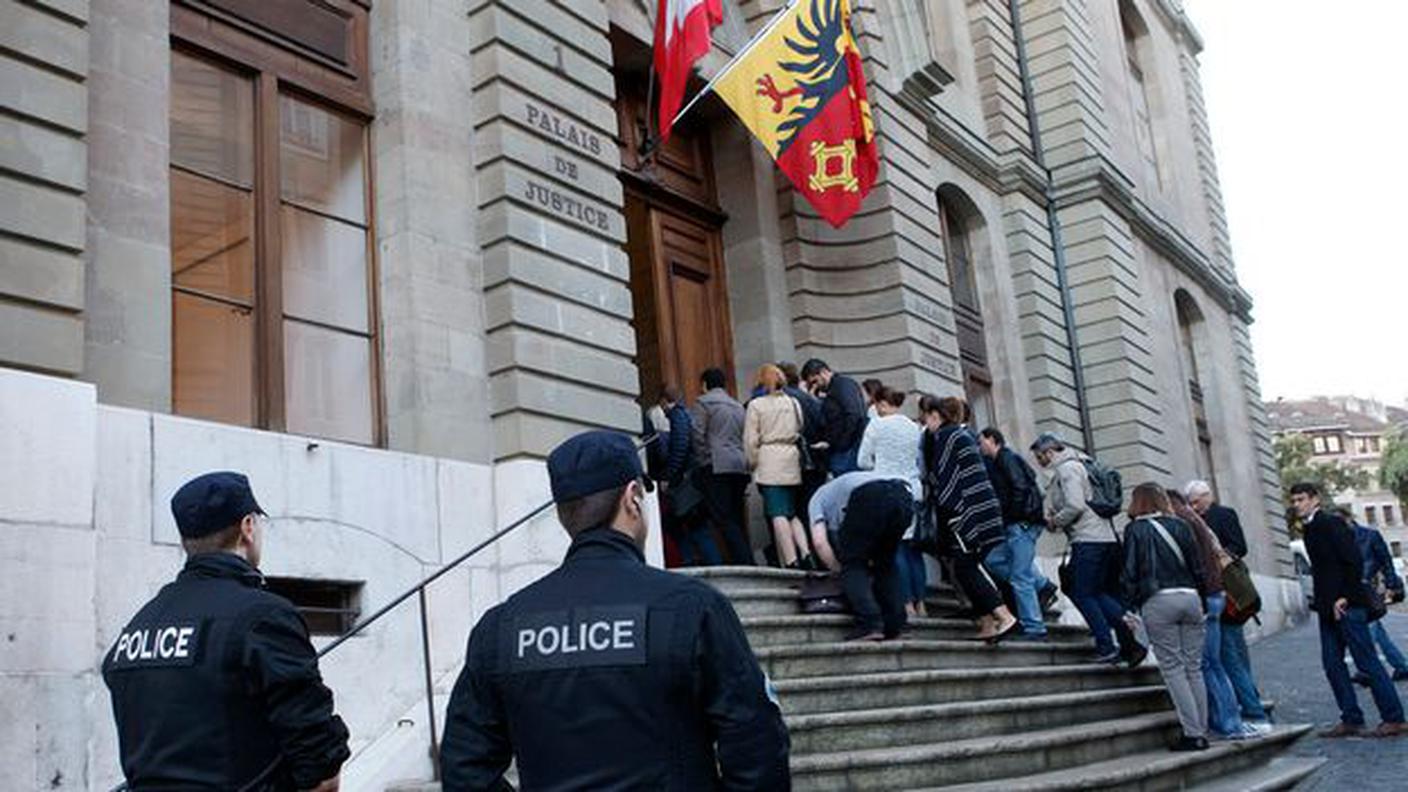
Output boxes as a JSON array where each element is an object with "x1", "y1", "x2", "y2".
[
  {"x1": 102, "y1": 553, "x2": 350, "y2": 790},
  {"x1": 440, "y1": 527, "x2": 791, "y2": 791}
]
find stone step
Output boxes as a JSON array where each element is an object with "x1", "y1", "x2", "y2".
[
  {"x1": 675, "y1": 565, "x2": 818, "y2": 595},
  {"x1": 756, "y1": 638, "x2": 1098, "y2": 680},
  {"x1": 928, "y1": 724, "x2": 1314, "y2": 792},
  {"x1": 791, "y1": 710, "x2": 1184, "y2": 791},
  {"x1": 741, "y1": 614, "x2": 1090, "y2": 648},
  {"x1": 772, "y1": 663, "x2": 1162, "y2": 715},
  {"x1": 785, "y1": 685, "x2": 1171, "y2": 754},
  {"x1": 1188, "y1": 754, "x2": 1326, "y2": 792},
  {"x1": 727, "y1": 587, "x2": 809, "y2": 617}
]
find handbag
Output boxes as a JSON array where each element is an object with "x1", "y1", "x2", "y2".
[
  {"x1": 790, "y1": 397, "x2": 819, "y2": 473},
  {"x1": 1220, "y1": 557, "x2": 1262, "y2": 625},
  {"x1": 799, "y1": 575, "x2": 849, "y2": 614},
  {"x1": 667, "y1": 466, "x2": 706, "y2": 519}
]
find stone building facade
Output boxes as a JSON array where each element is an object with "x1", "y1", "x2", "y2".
[{"x1": 1, "y1": 0, "x2": 1297, "y2": 788}]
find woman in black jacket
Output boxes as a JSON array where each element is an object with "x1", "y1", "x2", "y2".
[
  {"x1": 1122, "y1": 483, "x2": 1209, "y2": 751},
  {"x1": 919, "y1": 395, "x2": 1016, "y2": 642}
]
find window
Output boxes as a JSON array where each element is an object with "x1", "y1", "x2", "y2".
[
  {"x1": 1366, "y1": 506, "x2": 1379, "y2": 526},
  {"x1": 1327, "y1": 436, "x2": 1343, "y2": 454},
  {"x1": 1386, "y1": 505, "x2": 1397, "y2": 525},
  {"x1": 1313, "y1": 436, "x2": 1327, "y2": 455},
  {"x1": 1371, "y1": 437, "x2": 1382, "y2": 453},
  {"x1": 938, "y1": 188, "x2": 993, "y2": 425},
  {"x1": 1120, "y1": 1, "x2": 1163, "y2": 190},
  {"x1": 264, "y1": 577, "x2": 363, "y2": 636},
  {"x1": 169, "y1": 2, "x2": 377, "y2": 445}
]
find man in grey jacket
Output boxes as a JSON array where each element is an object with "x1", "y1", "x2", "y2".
[
  {"x1": 693, "y1": 368, "x2": 753, "y2": 565},
  {"x1": 1032, "y1": 433, "x2": 1143, "y2": 666}
]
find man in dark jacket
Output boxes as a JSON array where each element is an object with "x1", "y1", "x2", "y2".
[
  {"x1": 103, "y1": 472, "x2": 349, "y2": 791},
  {"x1": 801, "y1": 358, "x2": 868, "y2": 474},
  {"x1": 1348, "y1": 513, "x2": 1408, "y2": 684},
  {"x1": 692, "y1": 368, "x2": 753, "y2": 564},
  {"x1": 978, "y1": 428, "x2": 1057, "y2": 640},
  {"x1": 1184, "y1": 479, "x2": 1267, "y2": 725},
  {"x1": 1293, "y1": 482, "x2": 1406, "y2": 738},
  {"x1": 440, "y1": 431, "x2": 791, "y2": 790},
  {"x1": 659, "y1": 385, "x2": 720, "y2": 566}
]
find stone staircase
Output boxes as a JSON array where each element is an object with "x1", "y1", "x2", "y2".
[{"x1": 681, "y1": 566, "x2": 1323, "y2": 791}]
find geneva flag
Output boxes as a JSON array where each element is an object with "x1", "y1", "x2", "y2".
[
  {"x1": 714, "y1": 0, "x2": 878, "y2": 227},
  {"x1": 655, "y1": 0, "x2": 724, "y2": 142}
]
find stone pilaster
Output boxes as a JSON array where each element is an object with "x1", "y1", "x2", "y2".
[
  {"x1": 0, "y1": 0, "x2": 90, "y2": 378},
  {"x1": 968, "y1": 0, "x2": 1032, "y2": 157},
  {"x1": 469, "y1": 0, "x2": 637, "y2": 459},
  {"x1": 372, "y1": 0, "x2": 493, "y2": 463}
]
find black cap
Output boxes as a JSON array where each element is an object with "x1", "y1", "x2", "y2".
[
  {"x1": 547, "y1": 431, "x2": 644, "y2": 503},
  {"x1": 171, "y1": 471, "x2": 265, "y2": 539}
]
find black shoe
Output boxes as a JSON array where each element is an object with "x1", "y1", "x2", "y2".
[
  {"x1": 1393, "y1": 669, "x2": 1408, "y2": 682},
  {"x1": 1124, "y1": 643, "x2": 1149, "y2": 668},
  {"x1": 1170, "y1": 736, "x2": 1209, "y2": 752},
  {"x1": 845, "y1": 627, "x2": 884, "y2": 642},
  {"x1": 1353, "y1": 672, "x2": 1371, "y2": 687},
  {"x1": 1038, "y1": 583, "x2": 1059, "y2": 613}
]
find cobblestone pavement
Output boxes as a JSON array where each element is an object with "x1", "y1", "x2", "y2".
[{"x1": 1249, "y1": 611, "x2": 1408, "y2": 789}]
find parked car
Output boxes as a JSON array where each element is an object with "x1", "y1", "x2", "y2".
[{"x1": 1290, "y1": 539, "x2": 1313, "y2": 609}]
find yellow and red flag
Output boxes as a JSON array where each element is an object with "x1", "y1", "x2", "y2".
[{"x1": 714, "y1": 0, "x2": 878, "y2": 228}]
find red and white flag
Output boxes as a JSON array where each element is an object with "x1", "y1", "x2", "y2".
[{"x1": 654, "y1": 0, "x2": 723, "y2": 142}]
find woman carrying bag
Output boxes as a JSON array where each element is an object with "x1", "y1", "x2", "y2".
[{"x1": 1122, "y1": 483, "x2": 1210, "y2": 752}]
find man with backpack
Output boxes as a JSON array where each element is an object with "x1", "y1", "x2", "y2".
[
  {"x1": 1031, "y1": 432, "x2": 1144, "y2": 666},
  {"x1": 979, "y1": 428, "x2": 1058, "y2": 641}
]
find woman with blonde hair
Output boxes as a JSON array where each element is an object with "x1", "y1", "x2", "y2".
[{"x1": 744, "y1": 364, "x2": 815, "y2": 569}]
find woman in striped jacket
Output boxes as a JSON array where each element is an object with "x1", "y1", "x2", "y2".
[{"x1": 920, "y1": 395, "x2": 1018, "y2": 642}]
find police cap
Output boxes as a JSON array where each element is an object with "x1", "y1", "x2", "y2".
[
  {"x1": 547, "y1": 431, "x2": 645, "y2": 503},
  {"x1": 171, "y1": 471, "x2": 266, "y2": 539}
]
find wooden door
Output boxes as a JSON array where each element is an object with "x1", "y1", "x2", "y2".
[{"x1": 626, "y1": 190, "x2": 735, "y2": 404}]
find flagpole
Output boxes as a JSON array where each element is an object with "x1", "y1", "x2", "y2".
[{"x1": 647, "y1": 0, "x2": 799, "y2": 153}]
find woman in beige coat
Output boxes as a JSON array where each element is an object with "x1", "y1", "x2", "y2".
[{"x1": 745, "y1": 364, "x2": 814, "y2": 569}]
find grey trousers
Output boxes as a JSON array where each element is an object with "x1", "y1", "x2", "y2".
[{"x1": 1142, "y1": 590, "x2": 1208, "y2": 739}]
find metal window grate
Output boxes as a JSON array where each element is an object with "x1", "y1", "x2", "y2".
[{"x1": 265, "y1": 577, "x2": 363, "y2": 636}]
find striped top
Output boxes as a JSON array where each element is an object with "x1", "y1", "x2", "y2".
[{"x1": 922, "y1": 425, "x2": 1005, "y2": 553}]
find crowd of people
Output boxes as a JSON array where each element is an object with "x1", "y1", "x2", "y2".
[{"x1": 643, "y1": 358, "x2": 1296, "y2": 750}]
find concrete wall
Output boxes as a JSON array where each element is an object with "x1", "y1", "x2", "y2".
[
  {"x1": 0, "y1": 366, "x2": 576, "y2": 791},
  {"x1": 0, "y1": 0, "x2": 89, "y2": 377}
]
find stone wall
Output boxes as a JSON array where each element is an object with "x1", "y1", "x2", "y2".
[
  {"x1": 0, "y1": 0, "x2": 89, "y2": 377},
  {"x1": 0, "y1": 367, "x2": 573, "y2": 790}
]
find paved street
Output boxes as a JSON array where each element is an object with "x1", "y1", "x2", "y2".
[{"x1": 1250, "y1": 611, "x2": 1408, "y2": 789}]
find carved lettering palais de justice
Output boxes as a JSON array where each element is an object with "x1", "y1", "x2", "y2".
[
  {"x1": 524, "y1": 102, "x2": 603, "y2": 157},
  {"x1": 523, "y1": 180, "x2": 610, "y2": 232}
]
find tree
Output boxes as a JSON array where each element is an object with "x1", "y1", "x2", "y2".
[
  {"x1": 1381, "y1": 430, "x2": 1408, "y2": 508},
  {"x1": 1273, "y1": 433, "x2": 1371, "y2": 538}
]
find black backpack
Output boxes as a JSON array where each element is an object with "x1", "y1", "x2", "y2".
[{"x1": 1081, "y1": 458, "x2": 1124, "y2": 519}]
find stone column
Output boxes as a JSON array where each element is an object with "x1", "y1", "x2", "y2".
[
  {"x1": 83, "y1": 0, "x2": 170, "y2": 410},
  {"x1": 470, "y1": 0, "x2": 638, "y2": 459},
  {"x1": 372, "y1": 0, "x2": 494, "y2": 463},
  {"x1": 0, "y1": 0, "x2": 90, "y2": 379}
]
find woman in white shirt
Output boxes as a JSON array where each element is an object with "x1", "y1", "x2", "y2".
[{"x1": 857, "y1": 386, "x2": 927, "y2": 615}]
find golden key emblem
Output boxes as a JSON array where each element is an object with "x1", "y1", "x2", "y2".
[{"x1": 808, "y1": 140, "x2": 860, "y2": 192}]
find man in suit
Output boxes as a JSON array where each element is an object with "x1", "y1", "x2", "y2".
[
  {"x1": 1185, "y1": 480, "x2": 1268, "y2": 726},
  {"x1": 1293, "y1": 482, "x2": 1406, "y2": 738}
]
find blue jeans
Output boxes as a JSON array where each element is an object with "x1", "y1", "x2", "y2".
[
  {"x1": 1370, "y1": 620, "x2": 1408, "y2": 674},
  {"x1": 669, "y1": 520, "x2": 723, "y2": 567},
  {"x1": 828, "y1": 442, "x2": 861, "y2": 475},
  {"x1": 985, "y1": 522, "x2": 1049, "y2": 635},
  {"x1": 894, "y1": 539, "x2": 928, "y2": 604},
  {"x1": 1319, "y1": 608, "x2": 1405, "y2": 726},
  {"x1": 1220, "y1": 620, "x2": 1268, "y2": 721},
  {"x1": 1068, "y1": 542, "x2": 1133, "y2": 656},
  {"x1": 1202, "y1": 593, "x2": 1243, "y2": 735}
]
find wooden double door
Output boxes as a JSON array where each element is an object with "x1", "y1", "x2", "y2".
[{"x1": 617, "y1": 78, "x2": 735, "y2": 405}]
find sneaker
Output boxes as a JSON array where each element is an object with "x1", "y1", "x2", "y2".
[
  {"x1": 1170, "y1": 736, "x2": 1209, "y2": 752},
  {"x1": 1038, "y1": 583, "x2": 1059, "y2": 613},
  {"x1": 1372, "y1": 721, "x2": 1408, "y2": 738},
  {"x1": 1241, "y1": 721, "x2": 1273, "y2": 736},
  {"x1": 1320, "y1": 722, "x2": 1365, "y2": 739},
  {"x1": 1092, "y1": 649, "x2": 1122, "y2": 664}
]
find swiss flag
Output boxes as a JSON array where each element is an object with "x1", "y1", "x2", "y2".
[{"x1": 654, "y1": 0, "x2": 723, "y2": 142}]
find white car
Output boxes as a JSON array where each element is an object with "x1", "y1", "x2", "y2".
[{"x1": 1289, "y1": 539, "x2": 1313, "y2": 608}]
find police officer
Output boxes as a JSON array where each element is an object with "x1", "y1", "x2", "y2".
[
  {"x1": 440, "y1": 431, "x2": 791, "y2": 790},
  {"x1": 102, "y1": 472, "x2": 350, "y2": 790}
]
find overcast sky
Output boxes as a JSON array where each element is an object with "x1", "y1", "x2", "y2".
[{"x1": 1183, "y1": 1, "x2": 1407, "y2": 406}]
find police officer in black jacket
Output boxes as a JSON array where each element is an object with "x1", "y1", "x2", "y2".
[
  {"x1": 439, "y1": 430, "x2": 790, "y2": 790},
  {"x1": 102, "y1": 472, "x2": 349, "y2": 790}
]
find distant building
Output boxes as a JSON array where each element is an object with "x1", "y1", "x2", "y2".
[{"x1": 1267, "y1": 396, "x2": 1407, "y2": 559}]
